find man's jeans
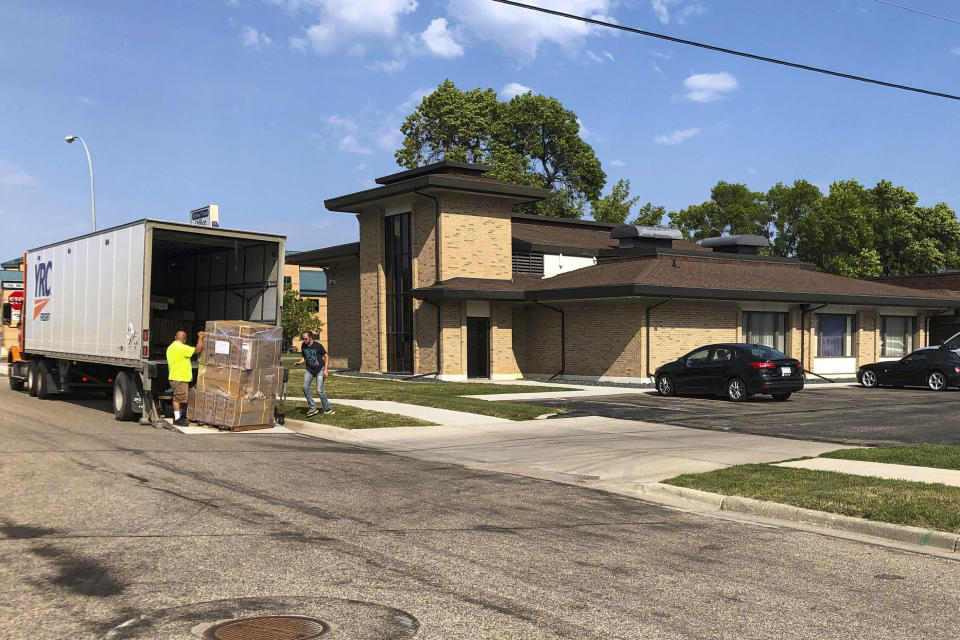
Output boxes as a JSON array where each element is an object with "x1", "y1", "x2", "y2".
[{"x1": 303, "y1": 370, "x2": 332, "y2": 412}]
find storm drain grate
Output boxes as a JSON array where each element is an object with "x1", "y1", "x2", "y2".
[{"x1": 203, "y1": 615, "x2": 330, "y2": 640}]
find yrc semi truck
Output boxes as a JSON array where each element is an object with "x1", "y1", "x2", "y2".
[{"x1": 4, "y1": 220, "x2": 285, "y2": 427}]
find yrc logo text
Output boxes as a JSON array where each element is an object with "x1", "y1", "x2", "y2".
[{"x1": 33, "y1": 260, "x2": 52, "y2": 320}]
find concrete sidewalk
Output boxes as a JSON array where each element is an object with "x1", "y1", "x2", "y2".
[
  {"x1": 777, "y1": 457, "x2": 960, "y2": 487},
  {"x1": 287, "y1": 413, "x2": 841, "y2": 486}
]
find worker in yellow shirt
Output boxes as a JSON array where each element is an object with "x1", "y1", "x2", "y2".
[{"x1": 166, "y1": 331, "x2": 204, "y2": 426}]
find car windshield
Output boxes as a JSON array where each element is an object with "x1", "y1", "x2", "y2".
[{"x1": 745, "y1": 345, "x2": 789, "y2": 360}]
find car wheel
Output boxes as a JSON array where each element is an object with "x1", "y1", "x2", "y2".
[
  {"x1": 927, "y1": 371, "x2": 947, "y2": 392},
  {"x1": 860, "y1": 370, "x2": 878, "y2": 388},
  {"x1": 656, "y1": 374, "x2": 675, "y2": 397},
  {"x1": 726, "y1": 377, "x2": 747, "y2": 402},
  {"x1": 8, "y1": 369, "x2": 24, "y2": 391},
  {"x1": 772, "y1": 392, "x2": 792, "y2": 401}
]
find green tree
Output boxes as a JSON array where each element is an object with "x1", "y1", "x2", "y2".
[
  {"x1": 591, "y1": 179, "x2": 641, "y2": 223},
  {"x1": 395, "y1": 79, "x2": 499, "y2": 167},
  {"x1": 396, "y1": 79, "x2": 605, "y2": 218},
  {"x1": 669, "y1": 181, "x2": 769, "y2": 241},
  {"x1": 281, "y1": 284, "x2": 323, "y2": 345},
  {"x1": 630, "y1": 202, "x2": 667, "y2": 226},
  {"x1": 793, "y1": 180, "x2": 878, "y2": 277},
  {"x1": 765, "y1": 180, "x2": 822, "y2": 257}
]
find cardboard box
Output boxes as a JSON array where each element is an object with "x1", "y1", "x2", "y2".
[
  {"x1": 204, "y1": 320, "x2": 280, "y2": 340},
  {"x1": 200, "y1": 332, "x2": 281, "y2": 370},
  {"x1": 196, "y1": 364, "x2": 284, "y2": 400},
  {"x1": 189, "y1": 389, "x2": 274, "y2": 428}
]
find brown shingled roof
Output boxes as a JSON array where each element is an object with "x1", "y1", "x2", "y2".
[
  {"x1": 415, "y1": 254, "x2": 960, "y2": 307},
  {"x1": 511, "y1": 216, "x2": 709, "y2": 252}
]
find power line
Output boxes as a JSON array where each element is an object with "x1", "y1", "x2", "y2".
[
  {"x1": 868, "y1": 0, "x2": 960, "y2": 26},
  {"x1": 488, "y1": 0, "x2": 960, "y2": 102}
]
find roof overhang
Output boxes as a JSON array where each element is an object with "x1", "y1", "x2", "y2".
[
  {"x1": 325, "y1": 175, "x2": 550, "y2": 213},
  {"x1": 286, "y1": 243, "x2": 360, "y2": 267},
  {"x1": 412, "y1": 281, "x2": 960, "y2": 308}
]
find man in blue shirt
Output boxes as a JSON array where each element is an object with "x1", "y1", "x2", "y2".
[{"x1": 296, "y1": 331, "x2": 333, "y2": 418}]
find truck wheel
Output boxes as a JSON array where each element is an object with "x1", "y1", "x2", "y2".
[
  {"x1": 8, "y1": 367, "x2": 24, "y2": 391},
  {"x1": 27, "y1": 361, "x2": 39, "y2": 397},
  {"x1": 112, "y1": 372, "x2": 136, "y2": 421},
  {"x1": 36, "y1": 361, "x2": 55, "y2": 400}
]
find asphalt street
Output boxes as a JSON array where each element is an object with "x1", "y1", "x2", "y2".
[
  {"x1": 528, "y1": 385, "x2": 960, "y2": 446},
  {"x1": 1, "y1": 384, "x2": 959, "y2": 639}
]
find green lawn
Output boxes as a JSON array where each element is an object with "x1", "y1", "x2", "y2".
[
  {"x1": 285, "y1": 371, "x2": 569, "y2": 421},
  {"x1": 664, "y1": 464, "x2": 960, "y2": 533},
  {"x1": 821, "y1": 445, "x2": 960, "y2": 471},
  {"x1": 276, "y1": 401, "x2": 435, "y2": 429}
]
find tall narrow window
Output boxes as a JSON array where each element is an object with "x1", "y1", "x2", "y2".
[
  {"x1": 384, "y1": 213, "x2": 413, "y2": 372},
  {"x1": 742, "y1": 312, "x2": 788, "y2": 352},
  {"x1": 881, "y1": 316, "x2": 913, "y2": 357},
  {"x1": 817, "y1": 314, "x2": 854, "y2": 357}
]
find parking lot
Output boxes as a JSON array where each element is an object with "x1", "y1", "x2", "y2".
[{"x1": 526, "y1": 385, "x2": 960, "y2": 447}]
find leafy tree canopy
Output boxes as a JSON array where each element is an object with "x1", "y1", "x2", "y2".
[
  {"x1": 396, "y1": 79, "x2": 605, "y2": 218},
  {"x1": 671, "y1": 178, "x2": 960, "y2": 278},
  {"x1": 281, "y1": 284, "x2": 324, "y2": 344}
]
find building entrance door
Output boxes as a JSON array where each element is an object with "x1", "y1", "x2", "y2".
[{"x1": 467, "y1": 317, "x2": 490, "y2": 379}]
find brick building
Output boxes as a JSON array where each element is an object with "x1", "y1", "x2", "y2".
[
  {"x1": 282, "y1": 254, "x2": 329, "y2": 351},
  {"x1": 290, "y1": 162, "x2": 960, "y2": 382}
]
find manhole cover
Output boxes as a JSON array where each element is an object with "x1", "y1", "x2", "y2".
[{"x1": 204, "y1": 615, "x2": 330, "y2": 640}]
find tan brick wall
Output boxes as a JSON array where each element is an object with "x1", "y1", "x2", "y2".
[
  {"x1": 491, "y1": 301, "x2": 520, "y2": 377},
  {"x1": 358, "y1": 211, "x2": 383, "y2": 372},
  {"x1": 324, "y1": 257, "x2": 361, "y2": 370},
  {"x1": 518, "y1": 305, "x2": 562, "y2": 377},
  {"x1": 412, "y1": 198, "x2": 439, "y2": 374},
  {"x1": 564, "y1": 301, "x2": 645, "y2": 377},
  {"x1": 440, "y1": 301, "x2": 464, "y2": 375},
  {"x1": 856, "y1": 311, "x2": 878, "y2": 369},
  {"x1": 437, "y1": 194, "x2": 513, "y2": 281},
  {"x1": 511, "y1": 306, "x2": 529, "y2": 374},
  {"x1": 647, "y1": 301, "x2": 740, "y2": 376}
]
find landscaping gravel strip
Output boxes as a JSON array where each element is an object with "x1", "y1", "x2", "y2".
[{"x1": 636, "y1": 482, "x2": 960, "y2": 553}]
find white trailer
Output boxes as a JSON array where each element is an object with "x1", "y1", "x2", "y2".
[{"x1": 6, "y1": 220, "x2": 285, "y2": 426}]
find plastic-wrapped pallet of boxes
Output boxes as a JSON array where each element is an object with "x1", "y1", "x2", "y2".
[{"x1": 187, "y1": 321, "x2": 283, "y2": 428}]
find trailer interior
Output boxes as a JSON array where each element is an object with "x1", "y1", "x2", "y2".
[{"x1": 147, "y1": 228, "x2": 282, "y2": 359}]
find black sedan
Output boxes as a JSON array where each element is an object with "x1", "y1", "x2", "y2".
[
  {"x1": 857, "y1": 348, "x2": 960, "y2": 391},
  {"x1": 655, "y1": 343, "x2": 804, "y2": 402}
]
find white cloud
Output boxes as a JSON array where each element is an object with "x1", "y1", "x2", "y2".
[
  {"x1": 0, "y1": 162, "x2": 36, "y2": 186},
  {"x1": 79, "y1": 96, "x2": 97, "y2": 105},
  {"x1": 367, "y1": 58, "x2": 407, "y2": 73},
  {"x1": 338, "y1": 135, "x2": 373, "y2": 154},
  {"x1": 499, "y1": 82, "x2": 531, "y2": 100},
  {"x1": 400, "y1": 86, "x2": 434, "y2": 112},
  {"x1": 609, "y1": 159, "x2": 625, "y2": 167},
  {"x1": 746, "y1": 167, "x2": 757, "y2": 175},
  {"x1": 654, "y1": 127, "x2": 701, "y2": 145},
  {"x1": 603, "y1": 50, "x2": 614, "y2": 62},
  {"x1": 577, "y1": 117, "x2": 591, "y2": 139},
  {"x1": 683, "y1": 72, "x2": 739, "y2": 102},
  {"x1": 447, "y1": 0, "x2": 613, "y2": 63},
  {"x1": 324, "y1": 114, "x2": 359, "y2": 132},
  {"x1": 240, "y1": 25, "x2": 272, "y2": 48},
  {"x1": 283, "y1": 0, "x2": 418, "y2": 55},
  {"x1": 421, "y1": 17, "x2": 464, "y2": 58},
  {"x1": 651, "y1": 0, "x2": 704, "y2": 24},
  {"x1": 586, "y1": 50, "x2": 603, "y2": 63},
  {"x1": 952, "y1": 46, "x2": 960, "y2": 56}
]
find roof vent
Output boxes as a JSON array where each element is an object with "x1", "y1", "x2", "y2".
[
  {"x1": 700, "y1": 235, "x2": 769, "y2": 255},
  {"x1": 610, "y1": 225, "x2": 682, "y2": 249}
]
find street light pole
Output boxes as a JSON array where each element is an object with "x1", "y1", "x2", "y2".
[{"x1": 65, "y1": 135, "x2": 96, "y2": 232}]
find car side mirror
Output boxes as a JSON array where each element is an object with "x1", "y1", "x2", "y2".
[{"x1": 678, "y1": 357, "x2": 687, "y2": 365}]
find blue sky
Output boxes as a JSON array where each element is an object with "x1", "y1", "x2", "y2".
[{"x1": 2, "y1": 0, "x2": 960, "y2": 258}]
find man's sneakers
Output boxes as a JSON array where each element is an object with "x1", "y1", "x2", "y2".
[
  {"x1": 323, "y1": 409, "x2": 336, "y2": 416},
  {"x1": 305, "y1": 408, "x2": 320, "y2": 417}
]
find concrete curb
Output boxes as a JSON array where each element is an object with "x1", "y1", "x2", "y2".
[{"x1": 638, "y1": 482, "x2": 960, "y2": 553}]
